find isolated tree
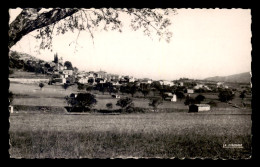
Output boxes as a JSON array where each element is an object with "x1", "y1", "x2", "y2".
[
  {"x1": 9, "y1": 8, "x2": 176, "y2": 50},
  {"x1": 53, "y1": 53, "x2": 58, "y2": 63},
  {"x1": 116, "y1": 97, "x2": 134, "y2": 112},
  {"x1": 218, "y1": 89, "x2": 235, "y2": 102},
  {"x1": 75, "y1": 93, "x2": 97, "y2": 111},
  {"x1": 39, "y1": 82, "x2": 44, "y2": 90},
  {"x1": 149, "y1": 97, "x2": 162, "y2": 112},
  {"x1": 195, "y1": 94, "x2": 205, "y2": 104},
  {"x1": 65, "y1": 94, "x2": 77, "y2": 107},
  {"x1": 64, "y1": 61, "x2": 73, "y2": 70},
  {"x1": 63, "y1": 83, "x2": 69, "y2": 91},
  {"x1": 106, "y1": 103, "x2": 113, "y2": 110},
  {"x1": 239, "y1": 91, "x2": 246, "y2": 101}
]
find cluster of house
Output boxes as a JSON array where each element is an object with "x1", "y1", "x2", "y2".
[
  {"x1": 76, "y1": 70, "x2": 177, "y2": 87},
  {"x1": 49, "y1": 56, "x2": 74, "y2": 84}
]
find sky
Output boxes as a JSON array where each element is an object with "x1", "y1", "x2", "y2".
[{"x1": 9, "y1": 8, "x2": 251, "y2": 81}]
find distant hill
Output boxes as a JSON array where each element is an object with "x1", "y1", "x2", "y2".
[{"x1": 204, "y1": 72, "x2": 251, "y2": 83}]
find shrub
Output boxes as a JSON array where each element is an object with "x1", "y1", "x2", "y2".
[
  {"x1": 184, "y1": 96, "x2": 195, "y2": 105},
  {"x1": 106, "y1": 103, "x2": 113, "y2": 110},
  {"x1": 39, "y1": 83, "x2": 44, "y2": 89},
  {"x1": 195, "y1": 94, "x2": 205, "y2": 104},
  {"x1": 208, "y1": 101, "x2": 217, "y2": 107},
  {"x1": 175, "y1": 91, "x2": 185, "y2": 101},
  {"x1": 149, "y1": 97, "x2": 163, "y2": 111},
  {"x1": 77, "y1": 83, "x2": 85, "y2": 90},
  {"x1": 116, "y1": 97, "x2": 134, "y2": 112},
  {"x1": 63, "y1": 83, "x2": 69, "y2": 91},
  {"x1": 66, "y1": 93, "x2": 97, "y2": 112},
  {"x1": 218, "y1": 89, "x2": 235, "y2": 102}
]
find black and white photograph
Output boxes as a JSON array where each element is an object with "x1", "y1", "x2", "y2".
[{"x1": 8, "y1": 8, "x2": 252, "y2": 159}]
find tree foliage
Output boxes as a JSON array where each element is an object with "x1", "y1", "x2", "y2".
[
  {"x1": 175, "y1": 91, "x2": 185, "y2": 101},
  {"x1": 77, "y1": 83, "x2": 85, "y2": 90},
  {"x1": 184, "y1": 95, "x2": 195, "y2": 106},
  {"x1": 39, "y1": 82, "x2": 44, "y2": 89},
  {"x1": 116, "y1": 97, "x2": 134, "y2": 112},
  {"x1": 63, "y1": 83, "x2": 69, "y2": 90},
  {"x1": 218, "y1": 89, "x2": 235, "y2": 102},
  {"x1": 9, "y1": 8, "x2": 176, "y2": 49},
  {"x1": 239, "y1": 91, "x2": 246, "y2": 100},
  {"x1": 75, "y1": 93, "x2": 97, "y2": 111},
  {"x1": 64, "y1": 61, "x2": 73, "y2": 70},
  {"x1": 149, "y1": 97, "x2": 162, "y2": 111},
  {"x1": 106, "y1": 103, "x2": 113, "y2": 110},
  {"x1": 195, "y1": 94, "x2": 205, "y2": 104}
]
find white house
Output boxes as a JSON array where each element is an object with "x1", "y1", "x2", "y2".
[
  {"x1": 165, "y1": 94, "x2": 177, "y2": 102},
  {"x1": 78, "y1": 77, "x2": 89, "y2": 84},
  {"x1": 187, "y1": 89, "x2": 194, "y2": 94},
  {"x1": 162, "y1": 80, "x2": 174, "y2": 86},
  {"x1": 63, "y1": 70, "x2": 73, "y2": 75},
  {"x1": 194, "y1": 84, "x2": 204, "y2": 89},
  {"x1": 164, "y1": 92, "x2": 173, "y2": 96},
  {"x1": 129, "y1": 77, "x2": 135, "y2": 83},
  {"x1": 141, "y1": 79, "x2": 152, "y2": 84},
  {"x1": 189, "y1": 104, "x2": 210, "y2": 112},
  {"x1": 216, "y1": 82, "x2": 224, "y2": 87}
]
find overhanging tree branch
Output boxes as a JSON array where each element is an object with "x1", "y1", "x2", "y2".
[{"x1": 9, "y1": 8, "x2": 79, "y2": 49}]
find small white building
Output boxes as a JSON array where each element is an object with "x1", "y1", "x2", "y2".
[
  {"x1": 129, "y1": 77, "x2": 135, "y2": 83},
  {"x1": 164, "y1": 92, "x2": 173, "y2": 96},
  {"x1": 162, "y1": 80, "x2": 174, "y2": 86},
  {"x1": 187, "y1": 89, "x2": 194, "y2": 94},
  {"x1": 165, "y1": 94, "x2": 177, "y2": 102},
  {"x1": 63, "y1": 70, "x2": 73, "y2": 76},
  {"x1": 189, "y1": 104, "x2": 210, "y2": 112},
  {"x1": 78, "y1": 77, "x2": 89, "y2": 84},
  {"x1": 112, "y1": 94, "x2": 120, "y2": 98}
]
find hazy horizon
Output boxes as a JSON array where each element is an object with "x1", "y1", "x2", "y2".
[{"x1": 9, "y1": 8, "x2": 252, "y2": 81}]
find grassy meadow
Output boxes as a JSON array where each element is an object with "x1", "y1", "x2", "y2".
[{"x1": 9, "y1": 112, "x2": 251, "y2": 159}]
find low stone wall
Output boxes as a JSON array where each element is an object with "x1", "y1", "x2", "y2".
[{"x1": 9, "y1": 78, "x2": 49, "y2": 84}]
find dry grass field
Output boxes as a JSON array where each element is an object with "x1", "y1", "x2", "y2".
[{"x1": 9, "y1": 112, "x2": 251, "y2": 159}]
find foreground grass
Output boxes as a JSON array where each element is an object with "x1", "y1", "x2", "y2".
[
  {"x1": 9, "y1": 130, "x2": 251, "y2": 159},
  {"x1": 9, "y1": 113, "x2": 251, "y2": 159}
]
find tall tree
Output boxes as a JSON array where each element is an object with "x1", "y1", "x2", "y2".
[
  {"x1": 64, "y1": 61, "x2": 73, "y2": 70},
  {"x1": 9, "y1": 8, "x2": 176, "y2": 49},
  {"x1": 53, "y1": 53, "x2": 58, "y2": 63}
]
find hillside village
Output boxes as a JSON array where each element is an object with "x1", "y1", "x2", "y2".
[
  {"x1": 9, "y1": 51, "x2": 252, "y2": 98},
  {"x1": 9, "y1": 51, "x2": 248, "y2": 89}
]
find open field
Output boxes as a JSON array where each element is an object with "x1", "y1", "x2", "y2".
[
  {"x1": 9, "y1": 112, "x2": 252, "y2": 159},
  {"x1": 9, "y1": 82, "x2": 251, "y2": 111},
  {"x1": 9, "y1": 70, "x2": 51, "y2": 79},
  {"x1": 9, "y1": 80, "x2": 252, "y2": 158}
]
